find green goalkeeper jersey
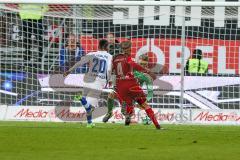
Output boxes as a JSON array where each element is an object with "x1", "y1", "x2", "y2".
[{"x1": 133, "y1": 71, "x2": 153, "y2": 101}]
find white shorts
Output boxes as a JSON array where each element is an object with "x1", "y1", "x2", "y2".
[
  {"x1": 82, "y1": 78, "x2": 107, "y2": 107},
  {"x1": 83, "y1": 88, "x2": 102, "y2": 107},
  {"x1": 65, "y1": 74, "x2": 107, "y2": 106}
]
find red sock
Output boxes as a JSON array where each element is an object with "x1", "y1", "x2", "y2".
[{"x1": 145, "y1": 108, "x2": 160, "y2": 128}]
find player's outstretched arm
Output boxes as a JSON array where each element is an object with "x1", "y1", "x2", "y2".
[
  {"x1": 127, "y1": 57, "x2": 148, "y2": 72},
  {"x1": 63, "y1": 71, "x2": 71, "y2": 77},
  {"x1": 63, "y1": 55, "x2": 91, "y2": 77},
  {"x1": 128, "y1": 57, "x2": 156, "y2": 80}
]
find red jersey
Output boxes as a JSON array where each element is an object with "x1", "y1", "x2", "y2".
[
  {"x1": 112, "y1": 54, "x2": 148, "y2": 80},
  {"x1": 112, "y1": 54, "x2": 148, "y2": 105}
]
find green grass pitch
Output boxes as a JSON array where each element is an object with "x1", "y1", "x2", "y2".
[{"x1": 0, "y1": 121, "x2": 240, "y2": 160}]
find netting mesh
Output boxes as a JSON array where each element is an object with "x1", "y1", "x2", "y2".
[
  {"x1": 2, "y1": 4, "x2": 240, "y2": 19},
  {"x1": 0, "y1": 3, "x2": 239, "y2": 110}
]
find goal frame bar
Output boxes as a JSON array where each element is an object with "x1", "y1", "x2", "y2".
[{"x1": 1, "y1": 0, "x2": 240, "y2": 7}]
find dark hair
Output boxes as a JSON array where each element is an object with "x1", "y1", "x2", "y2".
[
  {"x1": 65, "y1": 34, "x2": 80, "y2": 47},
  {"x1": 192, "y1": 49, "x2": 202, "y2": 59},
  {"x1": 99, "y1": 39, "x2": 109, "y2": 50}
]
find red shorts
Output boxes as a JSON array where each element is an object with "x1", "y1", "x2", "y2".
[{"x1": 116, "y1": 79, "x2": 146, "y2": 106}]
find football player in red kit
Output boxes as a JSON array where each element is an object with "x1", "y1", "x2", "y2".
[{"x1": 112, "y1": 41, "x2": 161, "y2": 129}]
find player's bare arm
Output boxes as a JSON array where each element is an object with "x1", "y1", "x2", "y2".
[{"x1": 63, "y1": 55, "x2": 90, "y2": 77}]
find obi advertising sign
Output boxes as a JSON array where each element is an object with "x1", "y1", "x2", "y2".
[{"x1": 80, "y1": 36, "x2": 240, "y2": 75}]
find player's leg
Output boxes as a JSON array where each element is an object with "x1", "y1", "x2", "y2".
[
  {"x1": 129, "y1": 84, "x2": 160, "y2": 129},
  {"x1": 137, "y1": 99, "x2": 160, "y2": 129},
  {"x1": 115, "y1": 80, "x2": 138, "y2": 126},
  {"x1": 85, "y1": 96, "x2": 96, "y2": 128},
  {"x1": 120, "y1": 102, "x2": 127, "y2": 116},
  {"x1": 79, "y1": 88, "x2": 96, "y2": 126},
  {"x1": 119, "y1": 92, "x2": 135, "y2": 126},
  {"x1": 79, "y1": 96, "x2": 95, "y2": 125},
  {"x1": 85, "y1": 89, "x2": 103, "y2": 128},
  {"x1": 124, "y1": 104, "x2": 135, "y2": 125},
  {"x1": 102, "y1": 91, "x2": 116, "y2": 122}
]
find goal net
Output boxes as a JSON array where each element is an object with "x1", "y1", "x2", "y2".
[{"x1": 0, "y1": 1, "x2": 240, "y2": 121}]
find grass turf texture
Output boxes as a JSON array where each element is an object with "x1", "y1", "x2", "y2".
[{"x1": 0, "y1": 122, "x2": 240, "y2": 160}]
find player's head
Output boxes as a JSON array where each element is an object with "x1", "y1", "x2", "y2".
[
  {"x1": 98, "y1": 39, "x2": 109, "y2": 51},
  {"x1": 192, "y1": 49, "x2": 202, "y2": 59},
  {"x1": 139, "y1": 54, "x2": 149, "y2": 68},
  {"x1": 120, "y1": 41, "x2": 132, "y2": 55},
  {"x1": 67, "y1": 34, "x2": 77, "y2": 47},
  {"x1": 106, "y1": 32, "x2": 115, "y2": 44}
]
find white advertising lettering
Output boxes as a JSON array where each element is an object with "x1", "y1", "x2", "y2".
[{"x1": 113, "y1": 0, "x2": 240, "y2": 27}]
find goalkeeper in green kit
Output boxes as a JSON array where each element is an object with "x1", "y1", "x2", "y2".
[{"x1": 102, "y1": 54, "x2": 153, "y2": 123}]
